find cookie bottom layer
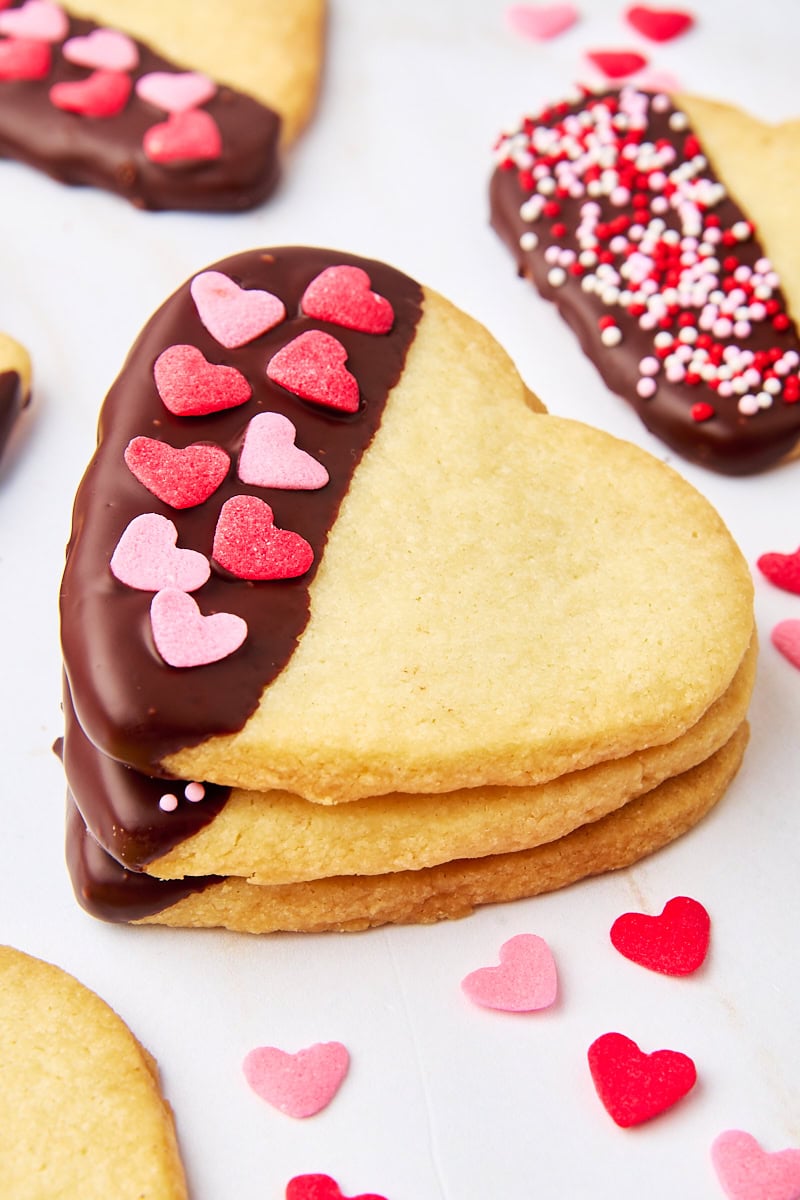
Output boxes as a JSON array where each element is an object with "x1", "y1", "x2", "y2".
[{"x1": 82, "y1": 722, "x2": 747, "y2": 932}]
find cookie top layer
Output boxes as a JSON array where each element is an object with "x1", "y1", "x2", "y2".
[
  {"x1": 0, "y1": 944, "x2": 188, "y2": 1197},
  {"x1": 61, "y1": 246, "x2": 753, "y2": 805},
  {"x1": 491, "y1": 87, "x2": 800, "y2": 473},
  {"x1": 0, "y1": 2, "x2": 282, "y2": 211}
]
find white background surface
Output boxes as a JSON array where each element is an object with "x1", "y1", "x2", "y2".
[{"x1": 1, "y1": 2, "x2": 799, "y2": 1197}]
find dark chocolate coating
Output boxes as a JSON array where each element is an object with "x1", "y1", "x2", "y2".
[
  {"x1": 0, "y1": 5, "x2": 281, "y2": 212},
  {"x1": 490, "y1": 91, "x2": 800, "y2": 474},
  {"x1": 0, "y1": 369, "x2": 27, "y2": 459},
  {"x1": 60, "y1": 247, "x2": 424, "y2": 774}
]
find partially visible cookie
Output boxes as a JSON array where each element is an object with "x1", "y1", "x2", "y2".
[
  {"x1": 0, "y1": 0, "x2": 325, "y2": 210},
  {"x1": 0, "y1": 944, "x2": 188, "y2": 1198},
  {"x1": 0, "y1": 331, "x2": 31, "y2": 463},
  {"x1": 491, "y1": 87, "x2": 800, "y2": 473}
]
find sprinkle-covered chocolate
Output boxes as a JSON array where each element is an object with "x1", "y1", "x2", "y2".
[{"x1": 491, "y1": 87, "x2": 800, "y2": 473}]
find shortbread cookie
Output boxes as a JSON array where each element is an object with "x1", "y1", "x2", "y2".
[
  {"x1": 60, "y1": 246, "x2": 754, "y2": 810},
  {"x1": 67, "y1": 723, "x2": 749, "y2": 932},
  {"x1": 0, "y1": 944, "x2": 188, "y2": 1197},
  {"x1": 491, "y1": 87, "x2": 800, "y2": 473},
  {"x1": 63, "y1": 635, "x2": 755, "y2": 884},
  {"x1": 0, "y1": 330, "x2": 31, "y2": 460},
  {"x1": 0, "y1": 0, "x2": 324, "y2": 210}
]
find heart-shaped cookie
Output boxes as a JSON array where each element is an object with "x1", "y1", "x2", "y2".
[
  {"x1": 461, "y1": 934, "x2": 558, "y2": 1011},
  {"x1": 711, "y1": 1131, "x2": 800, "y2": 1200},
  {"x1": 609, "y1": 895, "x2": 710, "y2": 975},
  {"x1": 62, "y1": 27, "x2": 139, "y2": 72},
  {"x1": 238, "y1": 412, "x2": 329, "y2": 490},
  {"x1": 212, "y1": 496, "x2": 314, "y2": 580},
  {"x1": 154, "y1": 345, "x2": 251, "y2": 417},
  {"x1": 190, "y1": 271, "x2": 286, "y2": 349},
  {"x1": 110, "y1": 514, "x2": 210, "y2": 593},
  {"x1": 124, "y1": 437, "x2": 230, "y2": 509},
  {"x1": 267, "y1": 330, "x2": 359, "y2": 412},
  {"x1": 50, "y1": 70, "x2": 132, "y2": 119},
  {"x1": 587, "y1": 1032, "x2": 697, "y2": 1127},
  {"x1": 143, "y1": 109, "x2": 222, "y2": 164},
  {"x1": 243, "y1": 1041, "x2": 349, "y2": 1117},
  {"x1": 150, "y1": 588, "x2": 247, "y2": 668}
]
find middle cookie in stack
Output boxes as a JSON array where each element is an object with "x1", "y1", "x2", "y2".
[{"x1": 60, "y1": 246, "x2": 755, "y2": 933}]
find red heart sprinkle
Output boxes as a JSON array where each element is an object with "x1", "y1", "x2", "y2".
[
  {"x1": 610, "y1": 896, "x2": 710, "y2": 976},
  {"x1": 587, "y1": 1032, "x2": 697, "y2": 1127},
  {"x1": 142, "y1": 108, "x2": 222, "y2": 163},
  {"x1": 124, "y1": 437, "x2": 230, "y2": 509},
  {"x1": 212, "y1": 495, "x2": 314, "y2": 580},
  {"x1": 267, "y1": 331, "x2": 360, "y2": 413},
  {"x1": 301, "y1": 265, "x2": 395, "y2": 334},
  {"x1": 757, "y1": 547, "x2": 800, "y2": 595},
  {"x1": 153, "y1": 345, "x2": 251, "y2": 417},
  {"x1": 625, "y1": 4, "x2": 695, "y2": 42},
  {"x1": 0, "y1": 36, "x2": 51, "y2": 80},
  {"x1": 286, "y1": 1175, "x2": 388, "y2": 1200},
  {"x1": 585, "y1": 49, "x2": 649, "y2": 79},
  {"x1": 49, "y1": 69, "x2": 132, "y2": 118}
]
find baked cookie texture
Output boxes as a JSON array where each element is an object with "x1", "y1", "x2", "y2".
[
  {"x1": 0, "y1": 944, "x2": 188, "y2": 1197},
  {"x1": 59, "y1": 246, "x2": 755, "y2": 931},
  {"x1": 0, "y1": 331, "x2": 31, "y2": 461},
  {"x1": 490, "y1": 87, "x2": 800, "y2": 473},
  {"x1": 0, "y1": 0, "x2": 324, "y2": 210}
]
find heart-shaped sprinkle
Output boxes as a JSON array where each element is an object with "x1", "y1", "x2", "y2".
[
  {"x1": 212, "y1": 495, "x2": 314, "y2": 580},
  {"x1": 136, "y1": 70, "x2": 216, "y2": 114},
  {"x1": 757, "y1": 547, "x2": 800, "y2": 595},
  {"x1": 110, "y1": 513, "x2": 210, "y2": 592},
  {"x1": 153, "y1": 345, "x2": 251, "y2": 417},
  {"x1": 772, "y1": 619, "x2": 800, "y2": 670},
  {"x1": 286, "y1": 1176, "x2": 388, "y2": 1200},
  {"x1": 585, "y1": 49, "x2": 649, "y2": 79},
  {"x1": 505, "y1": 3, "x2": 579, "y2": 40},
  {"x1": 190, "y1": 271, "x2": 286, "y2": 349},
  {"x1": 62, "y1": 27, "x2": 139, "y2": 71},
  {"x1": 0, "y1": 0, "x2": 68, "y2": 41},
  {"x1": 0, "y1": 35, "x2": 51, "y2": 79},
  {"x1": 461, "y1": 933, "x2": 558, "y2": 1012},
  {"x1": 711, "y1": 1131, "x2": 800, "y2": 1200},
  {"x1": 587, "y1": 1032, "x2": 697, "y2": 1127},
  {"x1": 632, "y1": 66, "x2": 682, "y2": 92},
  {"x1": 150, "y1": 588, "x2": 247, "y2": 668},
  {"x1": 610, "y1": 895, "x2": 710, "y2": 976},
  {"x1": 142, "y1": 109, "x2": 222, "y2": 164},
  {"x1": 124, "y1": 437, "x2": 230, "y2": 509},
  {"x1": 238, "y1": 412, "x2": 329, "y2": 490},
  {"x1": 243, "y1": 1041, "x2": 349, "y2": 1118},
  {"x1": 301, "y1": 266, "x2": 395, "y2": 334},
  {"x1": 50, "y1": 69, "x2": 132, "y2": 118},
  {"x1": 624, "y1": 4, "x2": 695, "y2": 42},
  {"x1": 267, "y1": 331, "x2": 359, "y2": 413}
]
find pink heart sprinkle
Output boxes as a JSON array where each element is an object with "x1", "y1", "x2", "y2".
[
  {"x1": 0, "y1": 0, "x2": 68, "y2": 42},
  {"x1": 286, "y1": 1176, "x2": 388, "y2": 1200},
  {"x1": 610, "y1": 896, "x2": 710, "y2": 976},
  {"x1": 153, "y1": 345, "x2": 251, "y2": 417},
  {"x1": 712, "y1": 1131, "x2": 800, "y2": 1200},
  {"x1": 238, "y1": 412, "x2": 329, "y2": 491},
  {"x1": 0, "y1": 35, "x2": 51, "y2": 79},
  {"x1": 124, "y1": 437, "x2": 230, "y2": 509},
  {"x1": 757, "y1": 547, "x2": 800, "y2": 595},
  {"x1": 110, "y1": 513, "x2": 210, "y2": 592},
  {"x1": 243, "y1": 1042, "x2": 349, "y2": 1119},
  {"x1": 136, "y1": 69, "x2": 216, "y2": 114},
  {"x1": 631, "y1": 66, "x2": 682, "y2": 93},
  {"x1": 62, "y1": 27, "x2": 139, "y2": 71},
  {"x1": 212, "y1": 495, "x2": 314, "y2": 580},
  {"x1": 584, "y1": 49, "x2": 649, "y2": 79},
  {"x1": 190, "y1": 271, "x2": 286, "y2": 349},
  {"x1": 143, "y1": 109, "x2": 221, "y2": 164},
  {"x1": 772, "y1": 619, "x2": 800, "y2": 670},
  {"x1": 50, "y1": 69, "x2": 132, "y2": 118},
  {"x1": 301, "y1": 266, "x2": 395, "y2": 335},
  {"x1": 461, "y1": 934, "x2": 558, "y2": 1012},
  {"x1": 150, "y1": 588, "x2": 247, "y2": 669},
  {"x1": 267, "y1": 331, "x2": 359, "y2": 413},
  {"x1": 505, "y1": 4, "x2": 579, "y2": 40},
  {"x1": 625, "y1": 4, "x2": 695, "y2": 42}
]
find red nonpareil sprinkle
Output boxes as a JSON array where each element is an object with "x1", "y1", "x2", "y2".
[{"x1": 691, "y1": 402, "x2": 715, "y2": 421}]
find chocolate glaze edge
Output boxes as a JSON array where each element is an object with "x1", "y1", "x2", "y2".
[
  {"x1": 489, "y1": 91, "x2": 800, "y2": 475},
  {"x1": 0, "y1": 369, "x2": 26, "y2": 459}
]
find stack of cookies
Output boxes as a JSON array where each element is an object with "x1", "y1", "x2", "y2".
[{"x1": 60, "y1": 246, "x2": 755, "y2": 933}]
